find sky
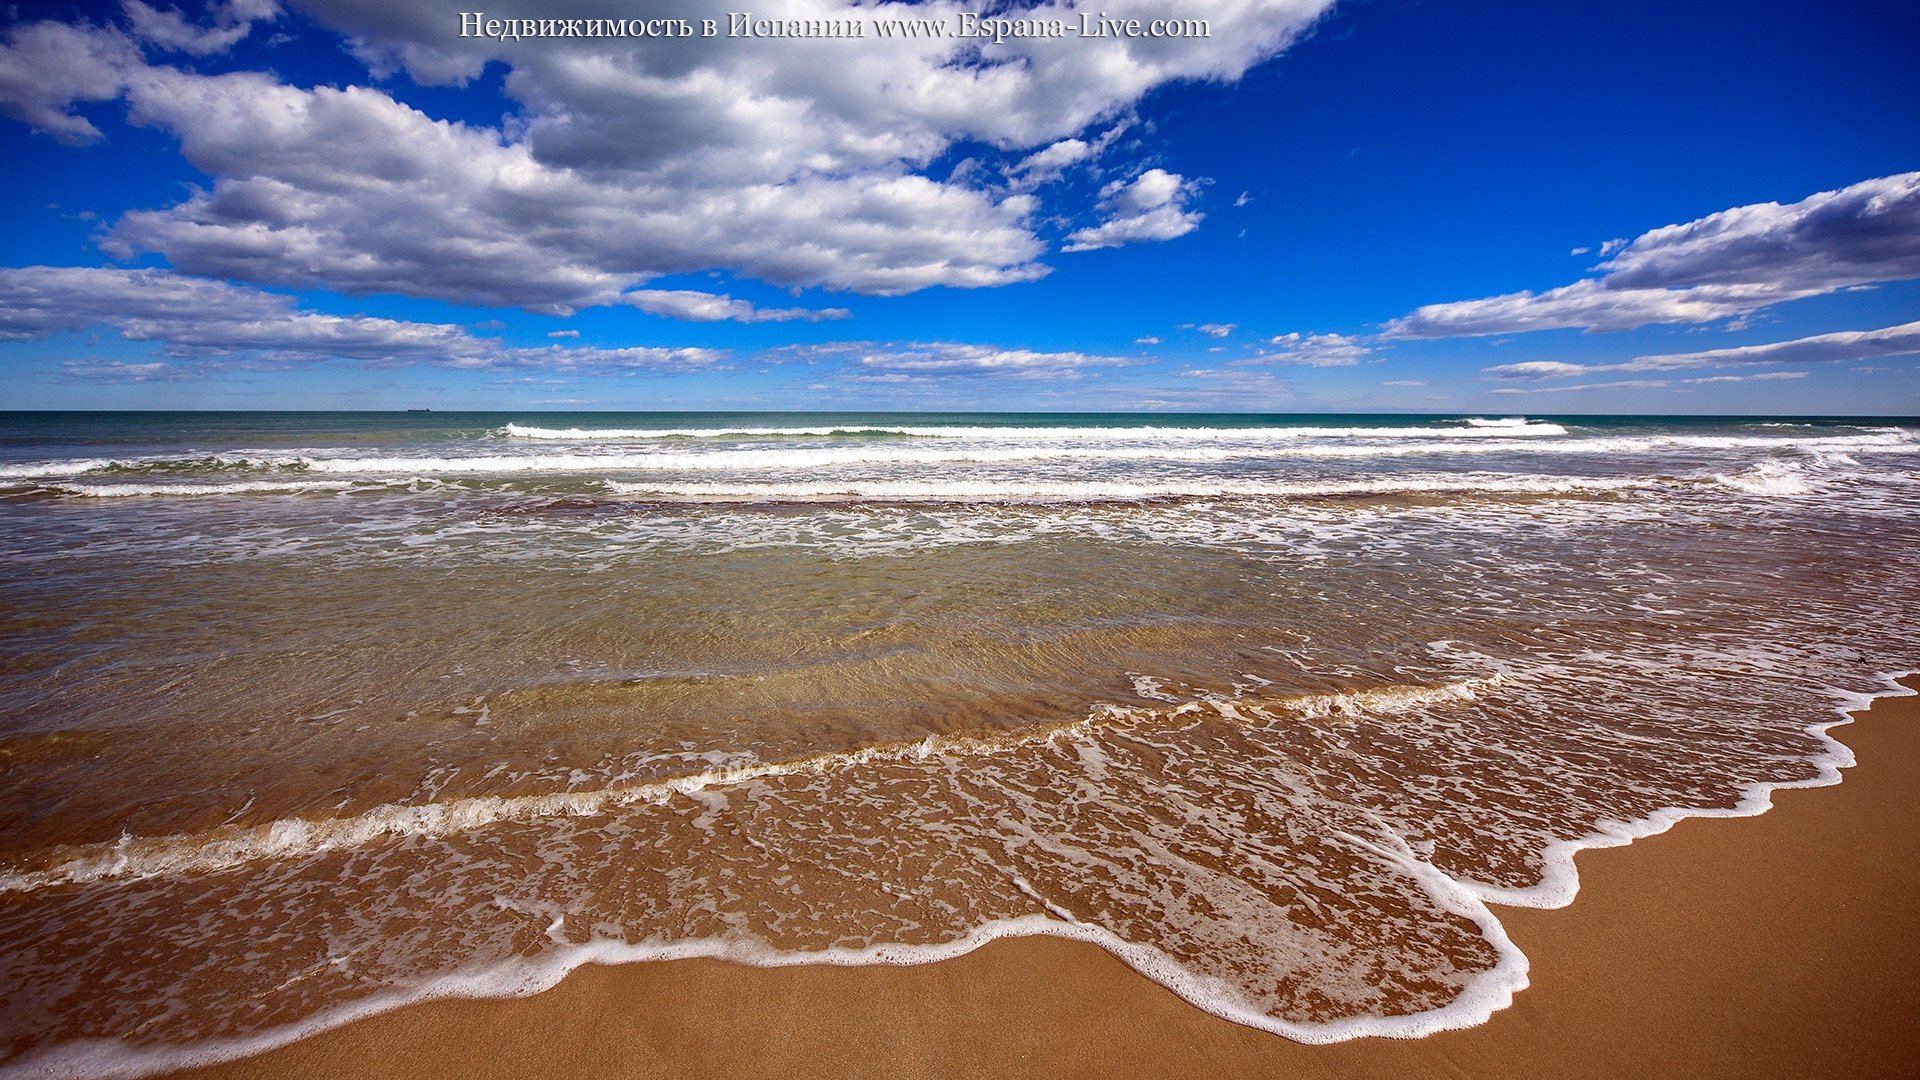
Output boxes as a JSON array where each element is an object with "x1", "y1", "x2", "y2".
[{"x1": 1, "y1": 0, "x2": 1916, "y2": 413}]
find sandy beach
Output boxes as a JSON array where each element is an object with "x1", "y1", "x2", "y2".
[{"x1": 165, "y1": 675, "x2": 1919, "y2": 1080}]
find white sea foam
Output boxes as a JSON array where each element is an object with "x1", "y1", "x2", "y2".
[
  {"x1": 307, "y1": 447, "x2": 1255, "y2": 472},
  {"x1": 7, "y1": 673, "x2": 1916, "y2": 1080},
  {"x1": 600, "y1": 475, "x2": 1648, "y2": 503},
  {"x1": 6, "y1": 428, "x2": 1911, "y2": 486},
  {"x1": 1461, "y1": 670, "x2": 1918, "y2": 909},
  {"x1": 501, "y1": 420, "x2": 1573, "y2": 441},
  {"x1": 1128, "y1": 674, "x2": 1183, "y2": 703},
  {"x1": 1713, "y1": 460, "x2": 1817, "y2": 496},
  {"x1": 0, "y1": 458, "x2": 127, "y2": 479},
  {"x1": 503, "y1": 423, "x2": 916, "y2": 439},
  {"x1": 0, "y1": 681, "x2": 1494, "y2": 897},
  {"x1": 294, "y1": 431, "x2": 1920, "y2": 474},
  {"x1": 0, "y1": 904, "x2": 1527, "y2": 1080},
  {"x1": 48, "y1": 480, "x2": 361, "y2": 498}
]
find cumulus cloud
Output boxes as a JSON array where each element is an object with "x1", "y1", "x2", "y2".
[
  {"x1": 0, "y1": 21, "x2": 144, "y2": 143},
  {"x1": 1483, "y1": 319, "x2": 1920, "y2": 380},
  {"x1": 1010, "y1": 121, "x2": 1133, "y2": 188},
  {"x1": 620, "y1": 290, "x2": 850, "y2": 323},
  {"x1": 0, "y1": 265, "x2": 284, "y2": 340},
  {"x1": 1062, "y1": 168, "x2": 1205, "y2": 252},
  {"x1": 460, "y1": 344, "x2": 721, "y2": 373},
  {"x1": 1481, "y1": 360, "x2": 1592, "y2": 380},
  {"x1": 0, "y1": 265, "x2": 721, "y2": 373},
  {"x1": 1609, "y1": 319, "x2": 1920, "y2": 369},
  {"x1": 0, "y1": 265, "x2": 498, "y2": 364},
  {"x1": 1392, "y1": 279, "x2": 1787, "y2": 338},
  {"x1": 1016, "y1": 137, "x2": 1096, "y2": 182},
  {"x1": 1248, "y1": 331, "x2": 1372, "y2": 366},
  {"x1": 792, "y1": 340, "x2": 1143, "y2": 379},
  {"x1": 1387, "y1": 173, "x2": 1920, "y2": 337},
  {"x1": 311, "y1": 1, "x2": 1332, "y2": 165},
  {"x1": 1177, "y1": 321, "x2": 1234, "y2": 337},
  {"x1": 0, "y1": 1, "x2": 1337, "y2": 309},
  {"x1": 91, "y1": 65, "x2": 1049, "y2": 309},
  {"x1": 1600, "y1": 175, "x2": 1920, "y2": 292},
  {"x1": 123, "y1": 0, "x2": 278, "y2": 56},
  {"x1": 1487, "y1": 379, "x2": 1672, "y2": 395}
]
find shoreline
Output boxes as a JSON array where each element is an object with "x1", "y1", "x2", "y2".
[{"x1": 126, "y1": 672, "x2": 1920, "y2": 1079}]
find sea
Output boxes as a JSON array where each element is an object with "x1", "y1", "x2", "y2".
[{"x1": 0, "y1": 411, "x2": 1915, "y2": 1075}]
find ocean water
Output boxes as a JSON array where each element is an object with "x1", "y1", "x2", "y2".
[{"x1": 0, "y1": 410, "x2": 1915, "y2": 1074}]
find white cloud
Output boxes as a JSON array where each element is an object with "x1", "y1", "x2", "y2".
[
  {"x1": 1611, "y1": 319, "x2": 1920, "y2": 369},
  {"x1": 0, "y1": 265, "x2": 722, "y2": 374},
  {"x1": 1381, "y1": 379, "x2": 1425, "y2": 386},
  {"x1": 1602, "y1": 175, "x2": 1920, "y2": 293},
  {"x1": 311, "y1": 1, "x2": 1335, "y2": 163},
  {"x1": 123, "y1": 1, "x2": 278, "y2": 56},
  {"x1": 1010, "y1": 121, "x2": 1134, "y2": 189},
  {"x1": 1250, "y1": 331, "x2": 1371, "y2": 366},
  {"x1": 1484, "y1": 319, "x2": 1920, "y2": 380},
  {"x1": 1, "y1": 265, "x2": 285, "y2": 340},
  {"x1": 1016, "y1": 137, "x2": 1095, "y2": 181},
  {"x1": 0, "y1": 22, "x2": 143, "y2": 143},
  {"x1": 58, "y1": 358, "x2": 188, "y2": 382},
  {"x1": 1481, "y1": 360, "x2": 1598, "y2": 380},
  {"x1": 1680, "y1": 371, "x2": 1808, "y2": 384},
  {"x1": 1387, "y1": 173, "x2": 1920, "y2": 338},
  {"x1": 463, "y1": 344, "x2": 721, "y2": 374},
  {"x1": 97, "y1": 66, "x2": 1051, "y2": 308},
  {"x1": 1196, "y1": 322, "x2": 1237, "y2": 338},
  {"x1": 772, "y1": 340, "x2": 1142, "y2": 383},
  {"x1": 1178, "y1": 367, "x2": 1280, "y2": 383},
  {"x1": 835, "y1": 341, "x2": 1142, "y2": 378},
  {"x1": 1134, "y1": 335, "x2": 1162, "y2": 345},
  {"x1": 619, "y1": 290, "x2": 849, "y2": 323},
  {"x1": 1393, "y1": 279, "x2": 1793, "y2": 338},
  {"x1": 1062, "y1": 168, "x2": 1205, "y2": 252},
  {"x1": 1488, "y1": 379, "x2": 1672, "y2": 395},
  {"x1": 0, "y1": 1, "x2": 1337, "y2": 307}
]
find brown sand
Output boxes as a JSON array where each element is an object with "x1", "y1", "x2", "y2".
[{"x1": 174, "y1": 677, "x2": 1920, "y2": 1080}]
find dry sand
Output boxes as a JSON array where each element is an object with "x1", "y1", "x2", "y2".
[{"x1": 174, "y1": 676, "x2": 1920, "y2": 1079}]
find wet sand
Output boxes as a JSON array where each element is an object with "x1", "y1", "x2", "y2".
[{"x1": 173, "y1": 676, "x2": 1920, "y2": 1080}]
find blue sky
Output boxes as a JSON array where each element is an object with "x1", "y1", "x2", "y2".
[{"x1": 1, "y1": 0, "x2": 1916, "y2": 412}]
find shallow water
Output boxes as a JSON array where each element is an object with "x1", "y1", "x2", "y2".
[{"x1": 0, "y1": 411, "x2": 1915, "y2": 1075}]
